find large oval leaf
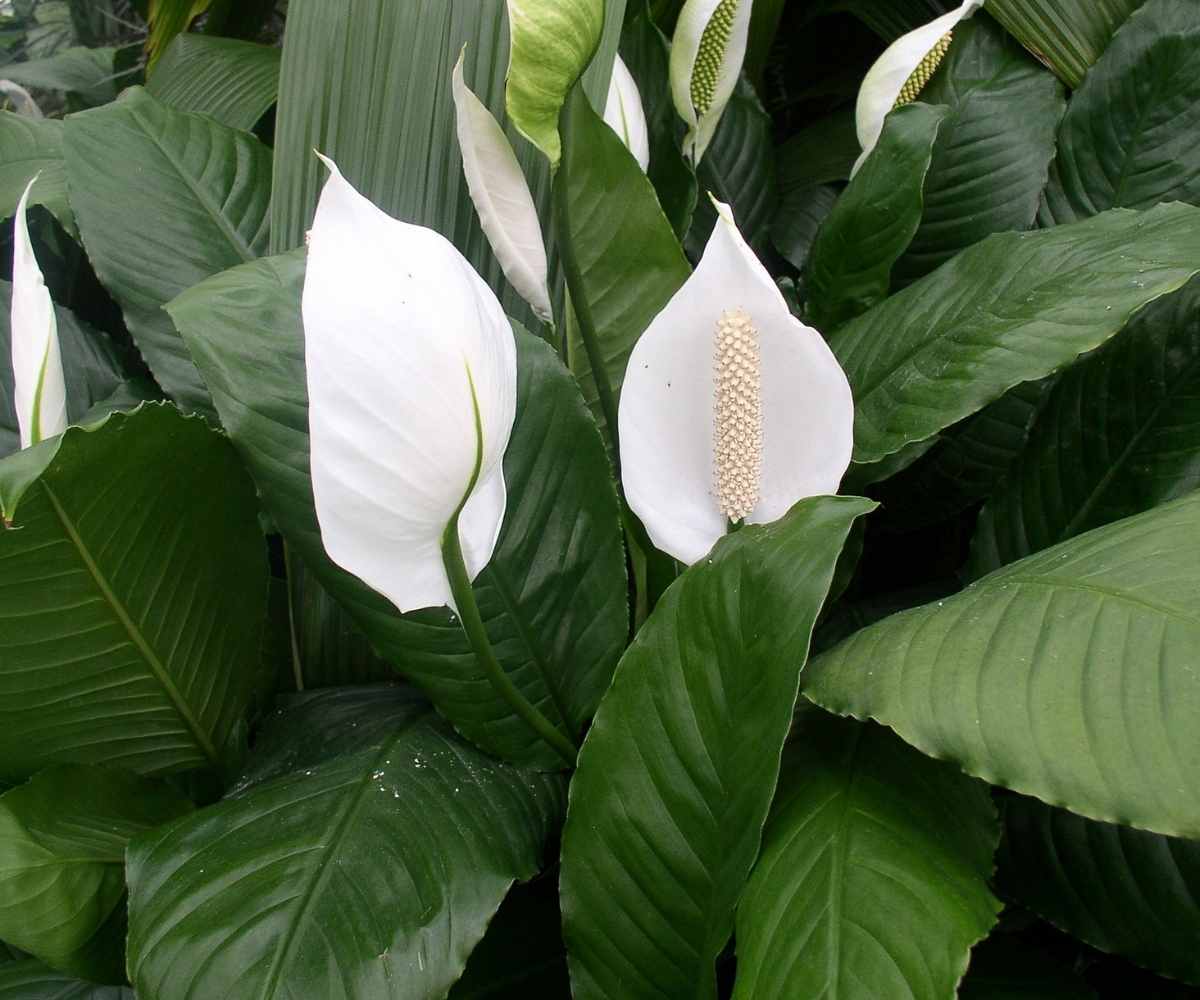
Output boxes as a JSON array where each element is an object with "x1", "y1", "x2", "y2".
[
  {"x1": 971, "y1": 280, "x2": 1200, "y2": 575},
  {"x1": 147, "y1": 34, "x2": 281, "y2": 132},
  {"x1": 831, "y1": 202, "x2": 1200, "y2": 471},
  {"x1": 804, "y1": 491, "x2": 1200, "y2": 838},
  {"x1": 169, "y1": 253, "x2": 627, "y2": 769},
  {"x1": 560, "y1": 496, "x2": 875, "y2": 999},
  {"x1": 891, "y1": 16, "x2": 1064, "y2": 286},
  {"x1": 999, "y1": 795, "x2": 1200, "y2": 986},
  {"x1": 733, "y1": 712, "x2": 1000, "y2": 1000},
  {"x1": 126, "y1": 685, "x2": 565, "y2": 1000},
  {"x1": 1040, "y1": 0, "x2": 1200, "y2": 226},
  {"x1": 0, "y1": 112, "x2": 74, "y2": 238},
  {"x1": 63, "y1": 86, "x2": 272, "y2": 415},
  {"x1": 0, "y1": 404, "x2": 268, "y2": 782}
]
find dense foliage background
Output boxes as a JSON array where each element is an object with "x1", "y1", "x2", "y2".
[{"x1": 1, "y1": 0, "x2": 1199, "y2": 997}]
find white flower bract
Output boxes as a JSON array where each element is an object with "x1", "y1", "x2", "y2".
[
  {"x1": 603, "y1": 55, "x2": 650, "y2": 171},
  {"x1": 303, "y1": 155, "x2": 518, "y2": 614}
]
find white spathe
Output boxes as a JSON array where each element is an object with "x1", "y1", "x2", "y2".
[
  {"x1": 303, "y1": 154, "x2": 518, "y2": 614},
  {"x1": 618, "y1": 199, "x2": 854, "y2": 565},
  {"x1": 853, "y1": 0, "x2": 984, "y2": 175},
  {"x1": 603, "y1": 55, "x2": 650, "y2": 171},
  {"x1": 0, "y1": 80, "x2": 42, "y2": 118},
  {"x1": 11, "y1": 174, "x2": 66, "y2": 449},
  {"x1": 452, "y1": 50, "x2": 552, "y2": 324},
  {"x1": 669, "y1": 0, "x2": 752, "y2": 165}
]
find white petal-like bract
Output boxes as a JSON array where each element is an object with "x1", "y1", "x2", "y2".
[
  {"x1": 303, "y1": 155, "x2": 518, "y2": 613},
  {"x1": 452, "y1": 50, "x2": 552, "y2": 323},
  {"x1": 669, "y1": 0, "x2": 752, "y2": 164},
  {"x1": 853, "y1": 0, "x2": 984, "y2": 175},
  {"x1": 603, "y1": 55, "x2": 650, "y2": 171},
  {"x1": 0, "y1": 80, "x2": 43, "y2": 118},
  {"x1": 11, "y1": 174, "x2": 66, "y2": 449},
  {"x1": 618, "y1": 199, "x2": 854, "y2": 564}
]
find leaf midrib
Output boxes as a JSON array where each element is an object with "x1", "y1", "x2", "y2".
[{"x1": 38, "y1": 480, "x2": 220, "y2": 765}]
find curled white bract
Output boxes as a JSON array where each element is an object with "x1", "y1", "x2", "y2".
[
  {"x1": 603, "y1": 55, "x2": 650, "y2": 171},
  {"x1": 303, "y1": 155, "x2": 518, "y2": 613},
  {"x1": 11, "y1": 173, "x2": 66, "y2": 449},
  {"x1": 618, "y1": 198, "x2": 854, "y2": 564}
]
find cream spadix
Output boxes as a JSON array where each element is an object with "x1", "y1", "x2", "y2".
[
  {"x1": 618, "y1": 199, "x2": 854, "y2": 565},
  {"x1": 303, "y1": 154, "x2": 517, "y2": 614},
  {"x1": 669, "y1": 0, "x2": 752, "y2": 164},
  {"x1": 11, "y1": 174, "x2": 66, "y2": 449},
  {"x1": 603, "y1": 55, "x2": 650, "y2": 171},
  {"x1": 853, "y1": 0, "x2": 983, "y2": 175},
  {"x1": 451, "y1": 50, "x2": 552, "y2": 324}
]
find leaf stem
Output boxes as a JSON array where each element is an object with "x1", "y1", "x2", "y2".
[
  {"x1": 441, "y1": 518, "x2": 578, "y2": 768},
  {"x1": 282, "y1": 541, "x2": 305, "y2": 692}
]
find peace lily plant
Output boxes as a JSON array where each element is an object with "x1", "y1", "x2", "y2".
[{"x1": 603, "y1": 54, "x2": 650, "y2": 171}]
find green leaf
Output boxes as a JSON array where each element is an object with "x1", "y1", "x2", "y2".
[
  {"x1": 971, "y1": 280, "x2": 1200, "y2": 576},
  {"x1": 1, "y1": 46, "x2": 120, "y2": 106},
  {"x1": 0, "y1": 959, "x2": 132, "y2": 999},
  {"x1": 803, "y1": 490, "x2": 1200, "y2": 839},
  {"x1": 63, "y1": 86, "x2": 272, "y2": 416},
  {"x1": 999, "y1": 795, "x2": 1200, "y2": 987},
  {"x1": 1040, "y1": 0, "x2": 1200, "y2": 226},
  {"x1": 557, "y1": 84, "x2": 690, "y2": 453},
  {"x1": 806, "y1": 102, "x2": 948, "y2": 331},
  {"x1": 0, "y1": 112, "x2": 74, "y2": 237},
  {"x1": 169, "y1": 253, "x2": 628, "y2": 769},
  {"x1": 126, "y1": 686, "x2": 566, "y2": 1000},
  {"x1": 145, "y1": 0, "x2": 209, "y2": 70},
  {"x1": 830, "y1": 0, "x2": 953, "y2": 42},
  {"x1": 147, "y1": 34, "x2": 281, "y2": 131},
  {"x1": 0, "y1": 281, "x2": 140, "y2": 459},
  {"x1": 268, "y1": 0, "x2": 625, "y2": 321},
  {"x1": 831, "y1": 202, "x2": 1200, "y2": 470},
  {"x1": 772, "y1": 183, "x2": 838, "y2": 274},
  {"x1": 0, "y1": 404, "x2": 268, "y2": 782},
  {"x1": 892, "y1": 17, "x2": 1064, "y2": 286},
  {"x1": 506, "y1": 0, "x2": 605, "y2": 167},
  {"x1": 958, "y1": 934, "x2": 1097, "y2": 999},
  {"x1": 777, "y1": 111, "x2": 859, "y2": 192},
  {"x1": 560, "y1": 496, "x2": 875, "y2": 999},
  {"x1": 0, "y1": 765, "x2": 191, "y2": 981},
  {"x1": 733, "y1": 713, "x2": 1000, "y2": 1000},
  {"x1": 985, "y1": 0, "x2": 1142, "y2": 89}
]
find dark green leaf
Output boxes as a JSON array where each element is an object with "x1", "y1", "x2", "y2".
[
  {"x1": 170, "y1": 254, "x2": 628, "y2": 769},
  {"x1": 557, "y1": 84, "x2": 690, "y2": 451},
  {"x1": 0, "y1": 404, "x2": 269, "y2": 782},
  {"x1": 807, "y1": 102, "x2": 948, "y2": 331},
  {"x1": 777, "y1": 111, "x2": 859, "y2": 193},
  {"x1": 63, "y1": 86, "x2": 272, "y2": 415},
  {"x1": 831, "y1": 202, "x2": 1200, "y2": 470},
  {"x1": 971, "y1": 280, "x2": 1200, "y2": 575},
  {"x1": 892, "y1": 17, "x2": 1064, "y2": 286},
  {"x1": 0, "y1": 765, "x2": 191, "y2": 981},
  {"x1": 0, "y1": 959, "x2": 132, "y2": 999},
  {"x1": 126, "y1": 686, "x2": 566, "y2": 1000},
  {"x1": 0, "y1": 281, "x2": 140, "y2": 459},
  {"x1": 561, "y1": 496, "x2": 875, "y2": 999},
  {"x1": 0, "y1": 112, "x2": 74, "y2": 237},
  {"x1": 1040, "y1": 0, "x2": 1200, "y2": 226},
  {"x1": 2, "y1": 46, "x2": 119, "y2": 105},
  {"x1": 999, "y1": 795, "x2": 1200, "y2": 986},
  {"x1": 771, "y1": 183, "x2": 839, "y2": 274},
  {"x1": 804, "y1": 491, "x2": 1200, "y2": 838},
  {"x1": 147, "y1": 34, "x2": 281, "y2": 131},
  {"x1": 733, "y1": 713, "x2": 1000, "y2": 1000}
]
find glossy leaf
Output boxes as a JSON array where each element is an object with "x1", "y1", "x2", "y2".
[
  {"x1": 971, "y1": 281, "x2": 1200, "y2": 575},
  {"x1": 0, "y1": 765, "x2": 191, "y2": 980},
  {"x1": 733, "y1": 713, "x2": 1000, "y2": 1000},
  {"x1": 0, "y1": 281, "x2": 142, "y2": 460},
  {"x1": 170, "y1": 253, "x2": 627, "y2": 768},
  {"x1": 0, "y1": 113, "x2": 74, "y2": 237},
  {"x1": 1041, "y1": 0, "x2": 1200, "y2": 226},
  {"x1": 561, "y1": 496, "x2": 875, "y2": 999},
  {"x1": 0, "y1": 959, "x2": 132, "y2": 999},
  {"x1": 804, "y1": 491, "x2": 1200, "y2": 838},
  {"x1": 777, "y1": 111, "x2": 859, "y2": 192},
  {"x1": 63, "y1": 86, "x2": 271, "y2": 416},
  {"x1": 999, "y1": 795, "x2": 1200, "y2": 986},
  {"x1": 806, "y1": 102, "x2": 947, "y2": 331},
  {"x1": 147, "y1": 34, "x2": 281, "y2": 131},
  {"x1": 772, "y1": 183, "x2": 838, "y2": 274},
  {"x1": 557, "y1": 84, "x2": 690, "y2": 450},
  {"x1": 126, "y1": 686, "x2": 566, "y2": 1000},
  {"x1": 290, "y1": 563, "x2": 394, "y2": 690},
  {"x1": 830, "y1": 202, "x2": 1200, "y2": 470},
  {"x1": 892, "y1": 17, "x2": 1064, "y2": 286},
  {"x1": 1, "y1": 47, "x2": 120, "y2": 106},
  {"x1": 0, "y1": 404, "x2": 268, "y2": 782}
]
